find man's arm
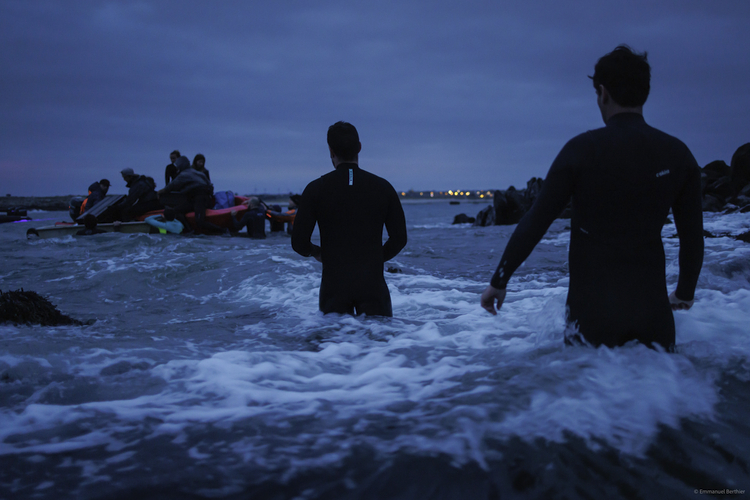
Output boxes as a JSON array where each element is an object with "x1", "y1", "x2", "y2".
[
  {"x1": 158, "y1": 175, "x2": 187, "y2": 196},
  {"x1": 482, "y1": 137, "x2": 582, "y2": 314},
  {"x1": 383, "y1": 188, "x2": 407, "y2": 262},
  {"x1": 291, "y1": 184, "x2": 321, "y2": 261},
  {"x1": 120, "y1": 181, "x2": 148, "y2": 208},
  {"x1": 671, "y1": 148, "x2": 704, "y2": 309}
]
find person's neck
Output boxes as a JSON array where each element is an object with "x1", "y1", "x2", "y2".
[
  {"x1": 332, "y1": 157, "x2": 358, "y2": 168},
  {"x1": 603, "y1": 106, "x2": 642, "y2": 123}
]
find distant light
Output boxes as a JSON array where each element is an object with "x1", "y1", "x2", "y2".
[
  {"x1": 480, "y1": 194, "x2": 484, "y2": 198},
  {"x1": 448, "y1": 190, "x2": 453, "y2": 195},
  {"x1": 401, "y1": 192, "x2": 405, "y2": 196}
]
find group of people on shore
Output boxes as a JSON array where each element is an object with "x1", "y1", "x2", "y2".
[{"x1": 75, "y1": 151, "x2": 298, "y2": 237}]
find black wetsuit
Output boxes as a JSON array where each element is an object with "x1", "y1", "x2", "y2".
[
  {"x1": 491, "y1": 113, "x2": 704, "y2": 349},
  {"x1": 231, "y1": 207, "x2": 267, "y2": 239},
  {"x1": 292, "y1": 163, "x2": 407, "y2": 316},
  {"x1": 118, "y1": 175, "x2": 161, "y2": 221},
  {"x1": 165, "y1": 163, "x2": 178, "y2": 187}
]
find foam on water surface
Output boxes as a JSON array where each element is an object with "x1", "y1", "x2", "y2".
[{"x1": 0, "y1": 204, "x2": 749, "y2": 498}]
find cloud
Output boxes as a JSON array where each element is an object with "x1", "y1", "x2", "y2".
[{"x1": 1, "y1": 0, "x2": 749, "y2": 195}]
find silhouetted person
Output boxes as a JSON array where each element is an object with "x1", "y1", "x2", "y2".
[
  {"x1": 230, "y1": 197, "x2": 267, "y2": 238},
  {"x1": 158, "y1": 156, "x2": 225, "y2": 235},
  {"x1": 292, "y1": 121, "x2": 407, "y2": 316},
  {"x1": 267, "y1": 194, "x2": 300, "y2": 234},
  {"x1": 165, "y1": 150, "x2": 181, "y2": 186},
  {"x1": 192, "y1": 153, "x2": 210, "y2": 182},
  {"x1": 145, "y1": 208, "x2": 184, "y2": 234},
  {"x1": 79, "y1": 179, "x2": 110, "y2": 215},
  {"x1": 480, "y1": 45, "x2": 704, "y2": 351},
  {"x1": 116, "y1": 168, "x2": 162, "y2": 221}
]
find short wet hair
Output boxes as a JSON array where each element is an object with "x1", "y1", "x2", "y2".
[
  {"x1": 170, "y1": 150, "x2": 181, "y2": 158},
  {"x1": 591, "y1": 45, "x2": 650, "y2": 107},
  {"x1": 327, "y1": 121, "x2": 360, "y2": 162}
]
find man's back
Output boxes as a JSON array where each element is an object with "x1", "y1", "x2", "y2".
[
  {"x1": 292, "y1": 162, "x2": 407, "y2": 316},
  {"x1": 493, "y1": 113, "x2": 703, "y2": 348}
]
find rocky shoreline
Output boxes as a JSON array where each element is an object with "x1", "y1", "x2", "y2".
[{"x1": 0, "y1": 196, "x2": 74, "y2": 212}]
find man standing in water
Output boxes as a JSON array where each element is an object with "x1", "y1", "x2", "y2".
[
  {"x1": 292, "y1": 121, "x2": 407, "y2": 316},
  {"x1": 480, "y1": 45, "x2": 704, "y2": 350}
]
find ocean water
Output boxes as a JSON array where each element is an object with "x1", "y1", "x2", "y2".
[{"x1": 0, "y1": 201, "x2": 749, "y2": 499}]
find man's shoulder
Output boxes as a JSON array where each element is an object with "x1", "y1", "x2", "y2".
[
  {"x1": 643, "y1": 123, "x2": 692, "y2": 151},
  {"x1": 357, "y1": 167, "x2": 397, "y2": 190}
]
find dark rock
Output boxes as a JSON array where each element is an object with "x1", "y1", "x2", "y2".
[
  {"x1": 474, "y1": 205, "x2": 495, "y2": 227},
  {"x1": 730, "y1": 143, "x2": 750, "y2": 191},
  {"x1": 493, "y1": 187, "x2": 525, "y2": 225},
  {"x1": 452, "y1": 213, "x2": 475, "y2": 224},
  {"x1": 0, "y1": 289, "x2": 83, "y2": 326},
  {"x1": 735, "y1": 231, "x2": 750, "y2": 244},
  {"x1": 0, "y1": 196, "x2": 74, "y2": 212},
  {"x1": 703, "y1": 160, "x2": 731, "y2": 182},
  {"x1": 704, "y1": 175, "x2": 735, "y2": 201},
  {"x1": 386, "y1": 267, "x2": 403, "y2": 273},
  {"x1": 525, "y1": 177, "x2": 544, "y2": 207}
]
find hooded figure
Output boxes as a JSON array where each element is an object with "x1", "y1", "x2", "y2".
[
  {"x1": 80, "y1": 179, "x2": 110, "y2": 215},
  {"x1": 116, "y1": 168, "x2": 161, "y2": 221},
  {"x1": 157, "y1": 156, "x2": 224, "y2": 234}
]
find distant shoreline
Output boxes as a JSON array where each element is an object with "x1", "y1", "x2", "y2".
[
  {"x1": 0, "y1": 194, "x2": 303, "y2": 212},
  {"x1": 1, "y1": 194, "x2": 490, "y2": 212}
]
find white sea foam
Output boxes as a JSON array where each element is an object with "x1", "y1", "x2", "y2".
[{"x1": 1, "y1": 205, "x2": 749, "y2": 495}]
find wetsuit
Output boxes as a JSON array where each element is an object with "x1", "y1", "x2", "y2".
[
  {"x1": 81, "y1": 182, "x2": 106, "y2": 214},
  {"x1": 490, "y1": 113, "x2": 704, "y2": 349},
  {"x1": 292, "y1": 163, "x2": 407, "y2": 316},
  {"x1": 118, "y1": 175, "x2": 161, "y2": 221},
  {"x1": 231, "y1": 207, "x2": 267, "y2": 239},
  {"x1": 165, "y1": 163, "x2": 178, "y2": 187}
]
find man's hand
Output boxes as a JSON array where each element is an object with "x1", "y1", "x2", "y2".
[
  {"x1": 481, "y1": 285, "x2": 507, "y2": 315},
  {"x1": 669, "y1": 290, "x2": 694, "y2": 311}
]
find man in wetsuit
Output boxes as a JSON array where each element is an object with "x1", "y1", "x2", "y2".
[
  {"x1": 292, "y1": 121, "x2": 407, "y2": 316},
  {"x1": 480, "y1": 45, "x2": 704, "y2": 350},
  {"x1": 116, "y1": 168, "x2": 162, "y2": 221},
  {"x1": 165, "y1": 150, "x2": 181, "y2": 187}
]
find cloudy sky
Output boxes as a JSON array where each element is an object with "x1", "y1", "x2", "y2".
[{"x1": 2, "y1": 0, "x2": 749, "y2": 196}]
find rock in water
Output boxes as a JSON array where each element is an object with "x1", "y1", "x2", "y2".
[
  {"x1": 731, "y1": 143, "x2": 750, "y2": 191},
  {"x1": 0, "y1": 289, "x2": 83, "y2": 326},
  {"x1": 452, "y1": 213, "x2": 475, "y2": 224},
  {"x1": 473, "y1": 205, "x2": 495, "y2": 226}
]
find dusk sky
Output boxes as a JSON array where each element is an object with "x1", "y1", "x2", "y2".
[{"x1": 2, "y1": 1, "x2": 749, "y2": 196}]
